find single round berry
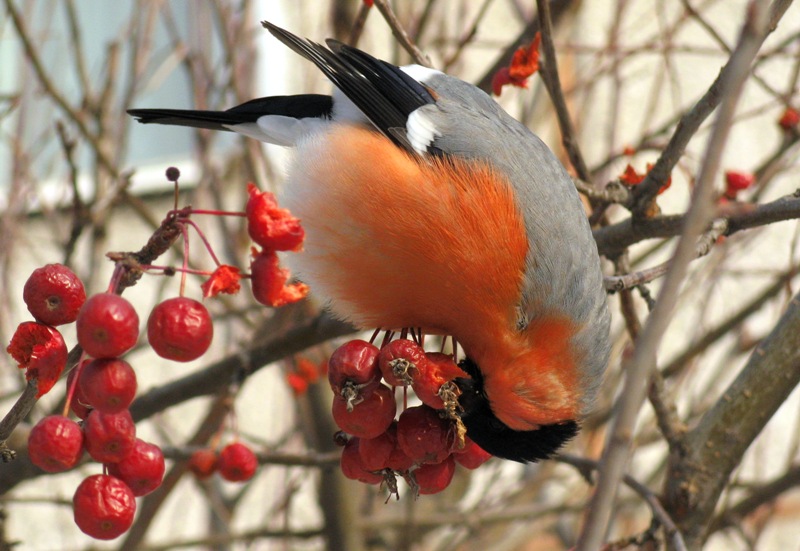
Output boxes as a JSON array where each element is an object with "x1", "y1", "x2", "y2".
[
  {"x1": 361, "y1": 421, "x2": 414, "y2": 472},
  {"x1": 73, "y1": 474, "x2": 136, "y2": 540},
  {"x1": 6, "y1": 321, "x2": 68, "y2": 397},
  {"x1": 23, "y1": 263, "x2": 86, "y2": 326},
  {"x1": 147, "y1": 297, "x2": 213, "y2": 362},
  {"x1": 217, "y1": 442, "x2": 258, "y2": 482},
  {"x1": 378, "y1": 339, "x2": 427, "y2": 387},
  {"x1": 397, "y1": 405, "x2": 454, "y2": 465},
  {"x1": 453, "y1": 437, "x2": 492, "y2": 469},
  {"x1": 415, "y1": 455, "x2": 456, "y2": 495},
  {"x1": 359, "y1": 430, "x2": 395, "y2": 473},
  {"x1": 188, "y1": 448, "x2": 217, "y2": 480},
  {"x1": 328, "y1": 340, "x2": 381, "y2": 394},
  {"x1": 340, "y1": 437, "x2": 383, "y2": 484},
  {"x1": 106, "y1": 439, "x2": 165, "y2": 496},
  {"x1": 76, "y1": 293, "x2": 139, "y2": 359},
  {"x1": 79, "y1": 358, "x2": 137, "y2": 413},
  {"x1": 27, "y1": 415, "x2": 84, "y2": 473},
  {"x1": 332, "y1": 384, "x2": 396, "y2": 439},
  {"x1": 83, "y1": 409, "x2": 136, "y2": 463},
  {"x1": 67, "y1": 363, "x2": 93, "y2": 419}
]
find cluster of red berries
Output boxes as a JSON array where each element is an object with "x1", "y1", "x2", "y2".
[
  {"x1": 7, "y1": 263, "x2": 220, "y2": 540},
  {"x1": 187, "y1": 442, "x2": 259, "y2": 482},
  {"x1": 5, "y1": 178, "x2": 313, "y2": 540},
  {"x1": 328, "y1": 338, "x2": 491, "y2": 496}
]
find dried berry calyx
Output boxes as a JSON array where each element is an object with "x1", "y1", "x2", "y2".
[
  {"x1": 378, "y1": 339, "x2": 426, "y2": 387},
  {"x1": 332, "y1": 383, "x2": 396, "y2": 439}
]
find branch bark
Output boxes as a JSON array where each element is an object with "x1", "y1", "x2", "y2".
[{"x1": 664, "y1": 288, "x2": 800, "y2": 546}]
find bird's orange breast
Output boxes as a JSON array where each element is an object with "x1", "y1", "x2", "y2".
[
  {"x1": 284, "y1": 124, "x2": 527, "y2": 346},
  {"x1": 284, "y1": 125, "x2": 582, "y2": 429}
]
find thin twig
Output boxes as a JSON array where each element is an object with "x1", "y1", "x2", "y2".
[
  {"x1": 557, "y1": 454, "x2": 688, "y2": 551},
  {"x1": 604, "y1": 218, "x2": 729, "y2": 291},
  {"x1": 535, "y1": 0, "x2": 591, "y2": 181},
  {"x1": 371, "y1": 0, "x2": 432, "y2": 66}
]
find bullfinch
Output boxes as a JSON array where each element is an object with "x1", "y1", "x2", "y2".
[{"x1": 128, "y1": 22, "x2": 611, "y2": 463}]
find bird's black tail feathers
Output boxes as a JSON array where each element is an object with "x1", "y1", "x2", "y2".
[{"x1": 128, "y1": 94, "x2": 333, "y2": 131}]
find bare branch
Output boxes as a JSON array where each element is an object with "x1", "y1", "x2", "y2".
[{"x1": 577, "y1": 4, "x2": 777, "y2": 548}]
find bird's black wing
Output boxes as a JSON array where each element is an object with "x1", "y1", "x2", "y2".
[{"x1": 262, "y1": 21, "x2": 435, "y2": 152}]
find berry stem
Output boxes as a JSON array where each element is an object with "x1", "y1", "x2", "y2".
[
  {"x1": 368, "y1": 328, "x2": 381, "y2": 345},
  {"x1": 62, "y1": 353, "x2": 87, "y2": 417},
  {"x1": 107, "y1": 264, "x2": 125, "y2": 294},
  {"x1": 175, "y1": 208, "x2": 246, "y2": 218},
  {"x1": 179, "y1": 224, "x2": 190, "y2": 297},
  {"x1": 182, "y1": 219, "x2": 222, "y2": 267},
  {"x1": 142, "y1": 264, "x2": 215, "y2": 277}
]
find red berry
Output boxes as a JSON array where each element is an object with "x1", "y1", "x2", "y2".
[
  {"x1": 23, "y1": 263, "x2": 86, "y2": 326},
  {"x1": 217, "y1": 442, "x2": 258, "y2": 482},
  {"x1": 188, "y1": 448, "x2": 217, "y2": 480},
  {"x1": 83, "y1": 409, "x2": 136, "y2": 463},
  {"x1": 106, "y1": 439, "x2": 165, "y2": 496},
  {"x1": 332, "y1": 384, "x2": 396, "y2": 439},
  {"x1": 73, "y1": 474, "x2": 136, "y2": 540},
  {"x1": 249, "y1": 249, "x2": 309, "y2": 307},
  {"x1": 147, "y1": 297, "x2": 213, "y2": 362},
  {"x1": 453, "y1": 437, "x2": 492, "y2": 469},
  {"x1": 67, "y1": 364, "x2": 93, "y2": 419},
  {"x1": 6, "y1": 321, "x2": 68, "y2": 397},
  {"x1": 27, "y1": 415, "x2": 83, "y2": 473},
  {"x1": 328, "y1": 340, "x2": 381, "y2": 395},
  {"x1": 724, "y1": 170, "x2": 756, "y2": 198},
  {"x1": 378, "y1": 339, "x2": 426, "y2": 386},
  {"x1": 340, "y1": 437, "x2": 383, "y2": 484},
  {"x1": 359, "y1": 426, "x2": 396, "y2": 472},
  {"x1": 415, "y1": 455, "x2": 456, "y2": 495},
  {"x1": 246, "y1": 183, "x2": 305, "y2": 251},
  {"x1": 77, "y1": 293, "x2": 139, "y2": 359},
  {"x1": 397, "y1": 405, "x2": 454, "y2": 465},
  {"x1": 412, "y1": 352, "x2": 465, "y2": 410},
  {"x1": 359, "y1": 421, "x2": 412, "y2": 472},
  {"x1": 779, "y1": 107, "x2": 800, "y2": 130},
  {"x1": 79, "y1": 358, "x2": 137, "y2": 413}
]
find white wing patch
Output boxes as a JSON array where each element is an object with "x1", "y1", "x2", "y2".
[
  {"x1": 406, "y1": 110, "x2": 440, "y2": 155},
  {"x1": 400, "y1": 64, "x2": 443, "y2": 85}
]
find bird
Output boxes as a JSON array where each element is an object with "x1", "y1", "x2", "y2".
[{"x1": 128, "y1": 22, "x2": 611, "y2": 463}]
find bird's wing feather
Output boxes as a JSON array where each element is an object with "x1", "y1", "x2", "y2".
[{"x1": 263, "y1": 21, "x2": 435, "y2": 153}]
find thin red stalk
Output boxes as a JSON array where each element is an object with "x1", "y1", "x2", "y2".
[{"x1": 183, "y1": 219, "x2": 222, "y2": 267}]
